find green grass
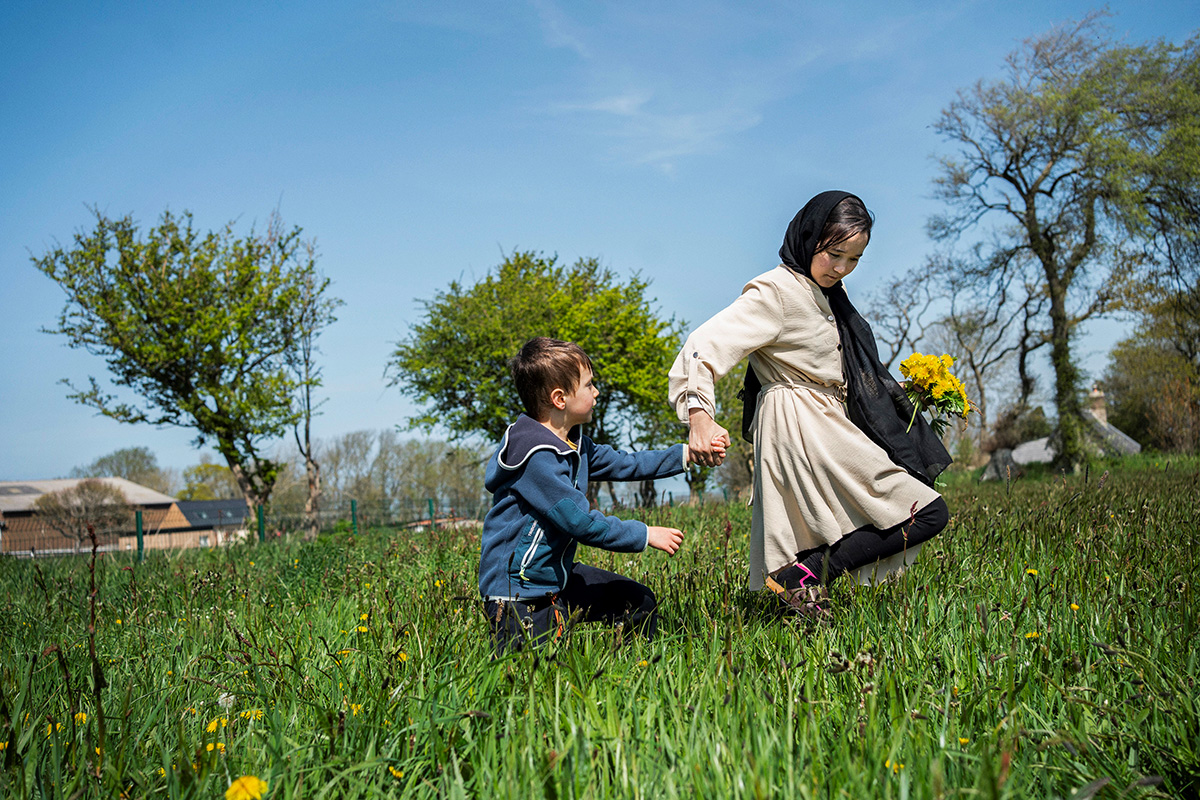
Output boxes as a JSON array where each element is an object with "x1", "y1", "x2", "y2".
[{"x1": 2, "y1": 455, "x2": 1198, "y2": 798}]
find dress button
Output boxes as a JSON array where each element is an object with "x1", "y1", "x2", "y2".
[
  {"x1": 692, "y1": 352, "x2": 699, "y2": 358},
  {"x1": 827, "y1": 315, "x2": 835, "y2": 322},
  {"x1": 837, "y1": 344, "x2": 842, "y2": 351}
]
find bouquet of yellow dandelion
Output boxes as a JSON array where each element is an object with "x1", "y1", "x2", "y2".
[{"x1": 898, "y1": 353, "x2": 972, "y2": 436}]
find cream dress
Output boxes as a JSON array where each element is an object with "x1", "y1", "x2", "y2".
[{"x1": 669, "y1": 266, "x2": 941, "y2": 589}]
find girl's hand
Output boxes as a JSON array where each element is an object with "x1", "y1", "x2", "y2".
[{"x1": 688, "y1": 408, "x2": 730, "y2": 467}]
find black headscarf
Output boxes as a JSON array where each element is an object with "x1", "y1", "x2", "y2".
[{"x1": 740, "y1": 191, "x2": 951, "y2": 487}]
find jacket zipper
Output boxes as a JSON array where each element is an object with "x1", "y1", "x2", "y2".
[{"x1": 518, "y1": 522, "x2": 544, "y2": 581}]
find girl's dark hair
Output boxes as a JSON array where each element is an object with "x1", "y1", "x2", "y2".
[
  {"x1": 815, "y1": 196, "x2": 874, "y2": 254},
  {"x1": 510, "y1": 337, "x2": 594, "y2": 418}
]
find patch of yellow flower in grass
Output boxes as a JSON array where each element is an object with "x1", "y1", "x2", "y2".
[
  {"x1": 206, "y1": 742, "x2": 225, "y2": 753},
  {"x1": 239, "y1": 709, "x2": 264, "y2": 721},
  {"x1": 959, "y1": 737, "x2": 970, "y2": 745},
  {"x1": 75, "y1": 712, "x2": 88, "y2": 725},
  {"x1": 1026, "y1": 569, "x2": 1038, "y2": 576},
  {"x1": 226, "y1": 775, "x2": 268, "y2": 800},
  {"x1": 206, "y1": 717, "x2": 229, "y2": 733},
  {"x1": 1071, "y1": 603, "x2": 1080, "y2": 611},
  {"x1": 397, "y1": 652, "x2": 408, "y2": 662},
  {"x1": 388, "y1": 766, "x2": 405, "y2": 780},
  {"x1": 1025, "y1": 632, "x2": 1039, "y2": 639},
  {"x1": 899, "y1": 352, "x2": 972, "y2": 435}
]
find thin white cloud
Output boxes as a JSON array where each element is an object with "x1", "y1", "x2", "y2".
[
  {"x1": 529, "y1": 0, "x2": 591, "y2": 58},
  {"x1": 527, "y1": 0, "x2": 934, "y2": 171},
  {"x1": 563, "y1": 91, "x2": 652, "y2": 117}
]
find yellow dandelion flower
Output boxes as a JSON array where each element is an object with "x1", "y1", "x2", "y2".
[
  {"x1": 226, "y1": 775, "x2": 268, "y2": 800},
  {"x1": 959, "y1": 737, "x2": 969, "y2": 745},
  {"x1": 46, "y1": 723, "x2": 62, "y2": 737},
  {"x1": 349, "y1": 703, "x2": 363, "y2": 716},
  {"x1": 638, "y1": 660, "x2": 649, "y2": 667},
  {"x1": 397, "y1": 652, "x2": 408, "y2": 662},
  {"x1": 1025, "y1": 632, "x2": 1039, "y2": 639},
  {"x1": 360, "y1": 613, "x2": 369, "y2": 621},
  {"x1": 116, "y1": 619, "x2": 122, "y2": 625},
  {"x1": 357, "y1": 626, "x2": 368, "y2": 633},
  {"x1": 388, "y1": 766, "x2": 405, "y2": 780},
  {"x1": 1026, "y1": 569, "x2": 1038, "y2": 576},
  {"x1": 206, "y1": 742, "x2": 225, "y2": 753},
  {"x1": 1071, "y1": 603, "x2": 1080, "y2": 611}
]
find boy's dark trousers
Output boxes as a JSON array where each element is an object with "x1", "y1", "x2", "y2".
[{"x1": 484, "y1": 563, "x2": 658, "y2": 654}]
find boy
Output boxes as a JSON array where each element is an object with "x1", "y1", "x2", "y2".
[{"x1": 479, "y1": 337, "x2": 718, "y2": 653}]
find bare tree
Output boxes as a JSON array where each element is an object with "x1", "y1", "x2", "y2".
[
  {"x1": 33, "y1": 480, "x2": 133, "y2": 554},
  {"x1": 864, "y1": 269, "x2": 942, "y2": 369},
  {"x1": 288, "y1": 243, "x2": 343, "y2": 540}
]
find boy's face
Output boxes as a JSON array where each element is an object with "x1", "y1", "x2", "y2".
[{"x1": 561, "y1": 365, "x2": 598, "y2": 426}]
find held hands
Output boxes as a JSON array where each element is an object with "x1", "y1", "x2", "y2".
[
  {"x1": 687, "y1": 408, "x2": 731, "y2": 468},
  {"x1": 647, "y1": 525, "x2": 684, "y2": 556}
]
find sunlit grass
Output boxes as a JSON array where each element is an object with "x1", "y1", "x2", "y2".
[{"x1": 1, "y1": 455, "x2": 1197, "y2": 797}]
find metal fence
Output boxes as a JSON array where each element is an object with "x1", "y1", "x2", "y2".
[{"x1": 0, "y1": 496, "x2": 490, "y2": 561}]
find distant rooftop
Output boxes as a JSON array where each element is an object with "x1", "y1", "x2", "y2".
[{"x1": 0, "y1": 478, "x2": 177, "y2": 514}]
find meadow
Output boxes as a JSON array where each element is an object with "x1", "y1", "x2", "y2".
[{"x1": 1, "y1": 455, "x2": 1197, "y2": 799}]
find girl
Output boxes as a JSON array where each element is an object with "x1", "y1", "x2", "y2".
[{"x1": 670, "y1": 191, "x2": 951, "y2": 614}]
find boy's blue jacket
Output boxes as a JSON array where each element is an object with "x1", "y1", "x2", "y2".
[{"x1": 478, "y1": 414, "x2": 688, "y2": 600}]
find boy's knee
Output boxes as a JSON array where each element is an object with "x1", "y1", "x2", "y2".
[{"x1": 627, "y1": 585, "x2": 659, "y2": 637}]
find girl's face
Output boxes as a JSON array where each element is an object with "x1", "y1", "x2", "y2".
[{"x1": 809, "y1": 232, "x2": 868, "y2": 288}]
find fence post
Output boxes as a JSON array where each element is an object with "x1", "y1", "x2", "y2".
[
  {"x1": 136, "y1": 510, "x2": 144, "y2": 563},
  {"x1": 427, "y1": 498, "x2": 437, "y2": 529},
  {"x1": 351, "y1": 499, "x2": 359, "y2": 537},
  {"x1": 257, "y1": 505, "x2": 265, "y2": 543}
]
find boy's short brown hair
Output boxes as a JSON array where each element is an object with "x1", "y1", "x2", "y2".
[{"x1": 510, "y1": 337, "x2": 594, "y2": 419}]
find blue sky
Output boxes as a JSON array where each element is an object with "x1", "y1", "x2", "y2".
[{"x1": 2, "y1": 1, "x2": 1196, "y2": 482}]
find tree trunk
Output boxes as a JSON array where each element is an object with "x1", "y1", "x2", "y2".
[
  {"x1": 225, "y1": 458, "x2": 266, "y2": 523},
  {"x1": 638, "y1": 479, "x2": 657, "y2": 508},
  {"x1": 1047, "y1": 289, "x2": 1085, "y2": 473},
  {"x1": 303, "y1": 455, "x2": 321, "y2": 541}
]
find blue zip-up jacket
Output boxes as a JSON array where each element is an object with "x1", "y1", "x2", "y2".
[{"x1": 478, "y1": 414, "x2": 688, "y2": 600}]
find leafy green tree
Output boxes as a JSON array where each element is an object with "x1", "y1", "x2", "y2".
[
  {"x1": 178, "y1": 455, "x2": 242, "y2": 501},
  {"x1": 929, "y1": 14, "x2": 1200, "y2": 471},
  {"x1": 1103, "y1": 286, "x2": 1200, "y2": 452},
  {"x1": 34, "y1": 209, "x2": 339, "y2": 513},
  {"x1": 389, "y1": 251, "x2": 685, "y2": 456},
  {"x1": 33, "y1": 479, "x2": 133, "y2": 553},
  {"x1": 69, "y1": 446, "x2": 175, "y2": 494}
]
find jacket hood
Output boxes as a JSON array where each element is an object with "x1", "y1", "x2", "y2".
[{"x1": 485, "y1": 415, "x2": 580, "y2": 492}]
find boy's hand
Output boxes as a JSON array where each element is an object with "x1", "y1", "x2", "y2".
[{"x1": 647, "y1": 526, "x2": 684, "y2": 556}]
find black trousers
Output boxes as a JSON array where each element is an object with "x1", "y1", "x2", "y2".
[
  {"x1": 821, "y1": 496, "x2": 949, "y2": 581},
  {"x1": 484, "y1": 563, "x2": 658, "y2": 654}
]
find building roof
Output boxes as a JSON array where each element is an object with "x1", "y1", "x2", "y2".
[
  {"x1": 175, "y1": 499, "x2": 250, "y2": 527},
  {"x1": 0, "y1": 478, "x2": 178, "y2": 514}
]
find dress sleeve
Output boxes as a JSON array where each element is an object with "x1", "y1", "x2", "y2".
[{"x1": 667, "y1": 276, "x2": 784, "y2": 422}]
